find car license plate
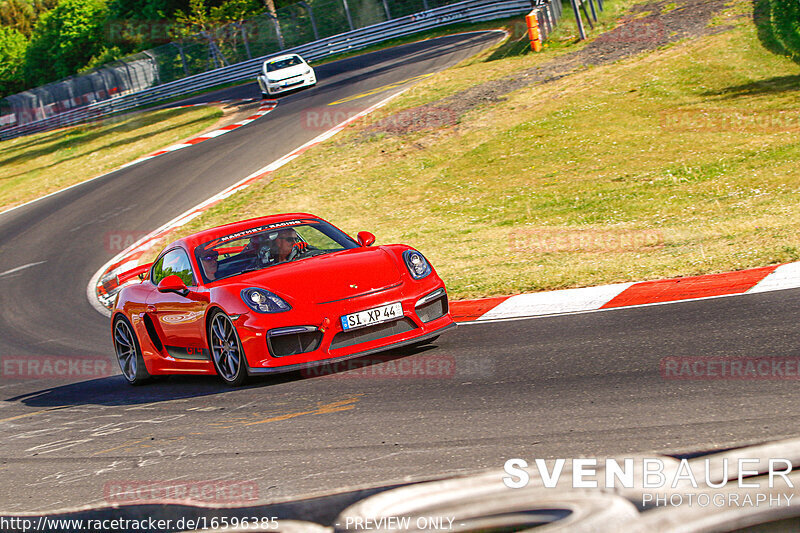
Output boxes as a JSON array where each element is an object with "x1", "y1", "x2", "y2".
[{"x1": 341, "y1": 302, "x2": 402, "y2": 331}]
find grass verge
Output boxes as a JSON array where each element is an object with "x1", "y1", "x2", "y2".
[
  {"x1": 161, "y1": 0, "x2": 800, "y2": 300},
  {"x1": 0, "y1": 106, "x2": 222, "y2": 213}
]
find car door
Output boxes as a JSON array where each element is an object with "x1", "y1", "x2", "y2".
[{"x1": 146, "y1": 248, "x2": 209, "y2": 361}]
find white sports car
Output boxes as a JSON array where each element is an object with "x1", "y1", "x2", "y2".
[{"x1": 257, "y1": 54, "x2": 317, "y2": 97}]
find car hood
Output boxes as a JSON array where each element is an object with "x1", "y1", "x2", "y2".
[
  {"x1": 267, "y1": 65, "x2": 308, "y2": 80},
  {"x1": 238, "y1": 247, "x2": 403, "y2": 305}
]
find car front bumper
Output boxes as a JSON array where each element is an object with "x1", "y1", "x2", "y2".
[
  {"x1": 245, "y1": 322, "x2": 456, "y2": 375},
  {"x1": 265, "y1": 73, "x2": 316, "y2": 94},
  {"x1": 234, "y1": 281, "x2": 455, "y2": 373}
]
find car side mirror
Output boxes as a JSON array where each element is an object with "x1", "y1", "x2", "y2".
[
  {"x1": 357, "y1": 231, "x2": 376, "y2": 247},
  {"x1": 158, "y1": 275, "x2": 189, "y2": 296}
]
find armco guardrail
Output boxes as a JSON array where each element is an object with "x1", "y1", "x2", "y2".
[
  {"x1": 523, "y1": 0, "x2": 561, "y2": 52},
  {"x1": 0, "y1": 0, "x2": 532, "y2": 141},
  {"x1": 533, "y1": 0, "x2": 563, "y2": 43}
]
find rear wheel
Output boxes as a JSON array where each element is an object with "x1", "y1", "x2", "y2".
[
  {"x1": 113, "y1": 315, "x2": 152, "y2": 385},
  {"x1": 208, "y1": 310, "x2": 247, "y2": 386}
]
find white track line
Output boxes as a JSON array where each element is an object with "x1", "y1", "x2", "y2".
[{"x1": 0, "y1": 261, "x2": 47, "y2": 278}]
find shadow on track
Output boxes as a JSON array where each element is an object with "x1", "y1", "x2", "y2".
[{"x1": 4, "y1": 343, "x2": 438, "y2": 408}]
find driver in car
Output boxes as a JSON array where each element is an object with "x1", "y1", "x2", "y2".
[
  {"x1": 247, "y1": 228, "x2": 309, "y2": 266},
  {"x1": 271, "y1": 228, "x2": 308, "y2": 263},
  {"x1": 200, "y1": 249, "x2": 219, "y2": 281}
]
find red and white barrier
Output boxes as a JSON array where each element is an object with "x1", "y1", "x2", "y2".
[{"x1": 450, "y1": 263, "x2": 800, "y2": 322}]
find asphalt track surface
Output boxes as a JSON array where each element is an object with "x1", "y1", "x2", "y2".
[{"x1": 0, "y1": 31, "x2": 799, "y2": 514}]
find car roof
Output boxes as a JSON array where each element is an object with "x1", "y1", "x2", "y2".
[
  {"x1": 264, "y1": 54, "x2": 303, "y2": 64},
  {"x1": 173, "y1": 213, "x2": 322, "y2": 251}
]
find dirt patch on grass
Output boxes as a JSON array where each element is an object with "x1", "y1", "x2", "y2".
[
  {"x1": 193, "y1": 100, "x2": 263, "y2": 136},
  {"x1": 366, "y1": 0, "x2": 732, "y2": 135}
]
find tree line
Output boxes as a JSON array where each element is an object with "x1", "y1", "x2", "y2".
[
  {"x1": 0, "y1": 0, "x2": 291, "y2": 98},
  {"x1": 768, "y1": 0, "x2": 800, "y2": 59}
]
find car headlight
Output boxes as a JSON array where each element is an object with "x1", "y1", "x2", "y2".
[
  {"x1": 241, "y1": 288, "x2": 291, "y2": 313},
  {"x1": 403, "y1": 250, "x2": 432, "y2": 279},
  {"x1": 303, "y1": 68, "x2": 312, "y2": 75}
]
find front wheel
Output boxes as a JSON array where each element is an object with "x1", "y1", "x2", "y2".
[
  {"x1": 208, "y1": 310, "x2": 248, "y2": 386},
  {"x1": 113, "y1": 315, "x2": 152, "y2": 385}
]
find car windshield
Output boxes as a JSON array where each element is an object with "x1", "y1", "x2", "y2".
[
  {"x1": 194, "y1": 219, "x2": 358, "y2": 283},
  {"x1": 266, "y1": 56, "x2": 303, "y2": 72}
]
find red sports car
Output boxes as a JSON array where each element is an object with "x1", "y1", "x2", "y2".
[{"x1": 111, "y1": 214, "x2": 455, "y2": 385}]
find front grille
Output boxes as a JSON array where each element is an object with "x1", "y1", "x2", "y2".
[
  {"x1": 271, "y1": 73, "x2": 301, "y2": 82},
  {"x1": 268, "y1": 330, "x2": 323, "y2": 357},
  {"x1": 330, "y1": 318, "x2": 417, "y2": 350},
  {"x1": 416, "y1": 296, "x2": 448, "y2": 323}
]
